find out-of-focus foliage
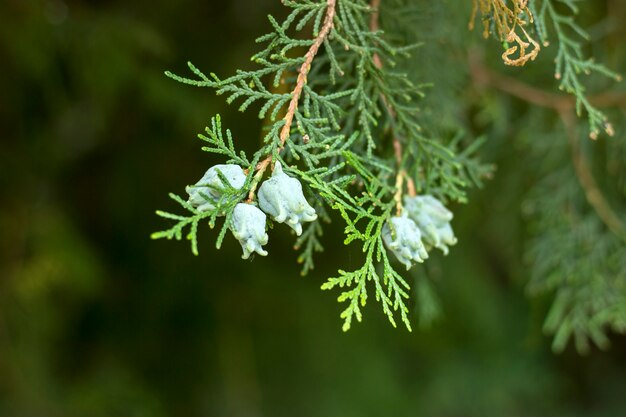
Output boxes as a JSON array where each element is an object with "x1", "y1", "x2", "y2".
[{"x1": 1, "y1": 1, "x2": 626, "y2": 416}]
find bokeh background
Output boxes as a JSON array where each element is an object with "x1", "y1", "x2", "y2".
[{"x1": 1, "y1": 1, "x2": 626, "y2": 416}]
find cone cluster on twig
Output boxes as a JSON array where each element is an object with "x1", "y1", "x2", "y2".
[{"x1": 186, "y1": 162, "x2": 317, "y2": 259}]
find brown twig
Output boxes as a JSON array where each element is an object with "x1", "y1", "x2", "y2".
[
  {"x1": 278, "y1": 0, "x2": 337, "y2": 147},
  {"x1": 502, "y1": 25, "x2": 540, "y2": 67},
  {"x1": 394, "y1": 170, "x2": 404, "y2": 215},
  {"x1": 469, "y1": 52, "x2": 626, "y2": 238},
  {"x1": 559, "y1": 109, "x2": 626, "y2": 239},
  {"x1": 469, "y1": 51, "x2": 626, "y2": 111},
  {"x1": 247, "y1": 0, "x2": 337, "y2": 202},
  {"x1": 470, "y1": 0, "x2": 539, "y2": 66}
]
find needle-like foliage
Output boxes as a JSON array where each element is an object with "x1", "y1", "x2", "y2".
[
  {"x1": 522, "y1": 117, "x2": 626, "y2": 353},
  {"x1": 532, "y1": 0, "x2": 622, "y2": 138},
  {"x1": 154, "y1": 0, "x2": 488, "y2": 331},
  {"x1": 154, "y1": 0, "x2": 624, "y2": 349}
]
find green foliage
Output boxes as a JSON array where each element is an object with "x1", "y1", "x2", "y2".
[
  {"x1": 8, "y1": 0, "x2": 626, "y2": 415},
  {"x1": 153, "y1": 0, "x2": 625, "y2": 351},
  {"x1": 473, "y1": 0, "x2": 621, "y2": 136},
  {"x1": 152, "y1": 116, "x2": 252, "y2": 256},
  {"x1": 154, "y1": 0, "x2": 488, "y2": 331},
  {"x1": 531, "y1": 0, "x2": 622, "y2": 138},
  {"x1": 522, "y1": 121, "x2": 626, "y2": 353},
  {"x1": 467, "y1": 0, "x2": 625, "y2": 352},
  {"x1": 317, "y1": 151, "x2": 412, "y2": 331}
]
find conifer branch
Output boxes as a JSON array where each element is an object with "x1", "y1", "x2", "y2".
[
  {"x1": 524, "y1": 119, "x2": 626, "y2": 353},
  {"x1": 470, "y1": 53, "x2": 626, "y2": 239},
  {"x1": 148, "y1": 0, "x2": 625, "y2": 349},
  {"x1": 279, "y1": 0, "x2": 337, "y2": 147},
  {"x1": 471, "y1": 0, "x2": 621, "y2": 137},
  {"x1": 559, "y1": 110, "x2": 626, "y2": 240},
  {"x1": 156, "y1": 0, "x2": 490, "y2": 333},
  {"x1": 531, "y1": 0, "x2": 622, "y2": 138},
  {"x1": 247, "y1": 0, "x2": 337, "y2": 202}
]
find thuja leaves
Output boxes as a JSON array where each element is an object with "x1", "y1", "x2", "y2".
[
  {"x1": 531, "y1": 0, "x2": 621, "y2": 138},
  {"x1": 472, "y1": 0, "x2": 621, "y2": 138},
  {"x1": 154, "y1": 0, "x2": 488, "y2": 332}
]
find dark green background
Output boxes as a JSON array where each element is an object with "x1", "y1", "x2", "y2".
[{"x1": 1, "y1": 1, "x2": 625, "y2": 416}]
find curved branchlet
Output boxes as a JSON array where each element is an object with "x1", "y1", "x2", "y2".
[{"x1": 470, "y1": 0, "x2": 540, "y2": 66}]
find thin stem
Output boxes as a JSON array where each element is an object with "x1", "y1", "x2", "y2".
[
  {"x1": 394, "y1": 170, "x2": 404, "y2": 216},
  {"x1": 469, "y1": 50, "x2": 626, "y2": 111},
  {"x1": 406, "y1": 176, "x2": 416, "y2": 197},
  {"x1": 279, "y1": 0, "x2": 337, "y2": 147},
  {"x1": 369, "y1": 0, "x2": 383, "y2": 69},
  {"x1": 247, "y1": 0, "x2": 337, "y2": 202}
]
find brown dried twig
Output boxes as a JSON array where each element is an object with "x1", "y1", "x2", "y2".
[
  {"x1": 502, "y1": 25, "x2": 540, "y2": 66},
  {"x1": 470, "y1": 0, "x2": 540, "y2": 66}
]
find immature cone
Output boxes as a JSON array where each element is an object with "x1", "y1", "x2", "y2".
[
  {"x1": 230, "y1": 203, "x2": 269, "y2": 259},
  {"x1": 382, "y1": 214, "x2": 429, "y2": 270},
  {"x1": 186, "y1": 164, "x2": 246, "y2": 212},
  {"x1": 404, "y1": 195, "x2": 457, "y2": 255},
  {"x1": 258, "y1": 161, "x2": 317, "y2": 236}
]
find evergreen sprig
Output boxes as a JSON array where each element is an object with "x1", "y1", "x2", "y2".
[
  {"x1": 154, "y1": 0, "x2": 489, "y2": 331},
  {"x1": 531, "y1": 0, "x2": 622, "y2": 138},
  {"x1": 472, "y1": 0, "x2": 621, "y2": 137},
  {"x1": 153, "y1": 0, "x2": 624, "y2": 350},
  {"x1": 524, "y1": 125, "x2": 626, "y2": 353}
]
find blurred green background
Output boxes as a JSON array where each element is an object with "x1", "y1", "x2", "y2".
[{"x1": 1, "y1": 1, "x2": 626, "y2": 416}]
